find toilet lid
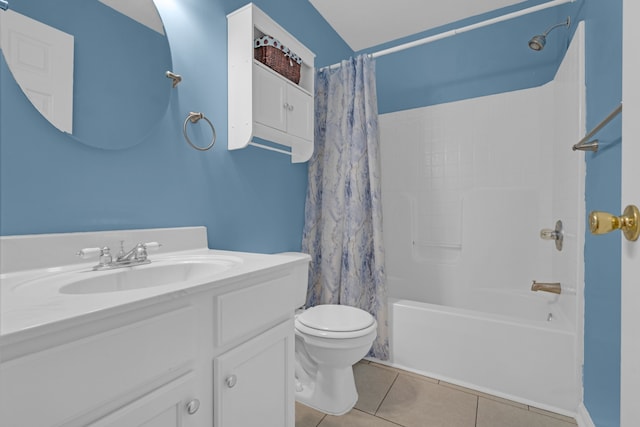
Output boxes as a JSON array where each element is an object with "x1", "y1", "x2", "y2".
[{"x1": 297, "y1": 304, "x2": 375, "y2": 332}]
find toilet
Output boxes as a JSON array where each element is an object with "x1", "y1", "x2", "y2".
[{"x1": 294, "y1": 304, "x2": 377, "y2": 415}]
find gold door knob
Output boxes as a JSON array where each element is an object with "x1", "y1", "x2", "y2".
[{"x1": 589, "y1": 205, "x2": 640, "y2": 241}]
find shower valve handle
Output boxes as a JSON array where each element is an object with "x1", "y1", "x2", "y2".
[
  {"x1": 540, "y1": 229, "x2": 559, "y2": 240},
  {"x1": 540, "y1": 220, "x2": 563, "y2": 251}
]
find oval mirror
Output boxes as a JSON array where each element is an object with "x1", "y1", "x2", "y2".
[{"x1": 0, "y1": 0, "x2": 172, "y2": 150}]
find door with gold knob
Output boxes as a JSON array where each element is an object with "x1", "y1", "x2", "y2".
[{"x1": 621, "y1": 1, "x2": 640, "y2": 425}]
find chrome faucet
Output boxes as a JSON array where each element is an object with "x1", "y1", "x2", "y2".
[
  {"x1": 77, "y1": 241, "x2": 161, "y2": 270},
  {"x1": 116, "y1": 241, "x2": 149, "y2": 263},
  {"x1": 531, "y1": 280, "x2": 561, "y2": 294}
]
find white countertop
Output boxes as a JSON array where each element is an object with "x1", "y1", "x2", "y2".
[{"x1": 0, "y1": 227, "x2": 310, "y2": 342}]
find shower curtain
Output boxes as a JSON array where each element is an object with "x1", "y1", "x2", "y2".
[{"x1": 302, "y1": 55, "x2": 388, "y2": 360}]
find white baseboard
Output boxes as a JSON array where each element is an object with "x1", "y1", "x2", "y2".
[{"x1": 576, "y1": 403, "x2": 596, "y2": 427}]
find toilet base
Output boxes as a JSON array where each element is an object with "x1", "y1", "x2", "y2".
[{"x1": 295, "y1": 365, "x2": 358, "y2": 415}]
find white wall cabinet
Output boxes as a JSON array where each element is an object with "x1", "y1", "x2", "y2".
[
  {"x1": 253, "y1": 63, "x2": 313, "y2": 142},
  {"x1": 228, "y1": 3, "x2": 315, "y2": 163}
]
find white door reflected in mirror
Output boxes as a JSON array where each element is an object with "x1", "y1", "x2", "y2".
[
  {"x1": 0, "y1": 10, "x2": 74, "y2": 133},
  {"x1": 0, "y1": 0, "x2": 173, "y2": 150}
]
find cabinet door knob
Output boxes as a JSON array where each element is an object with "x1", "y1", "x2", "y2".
[
  {"x1": 283, "y1": 102, "x2": 289, "y2": 110},
  {"x1": 225, "y1": 374, "x2": 237, "y2": 388},
  {"x1": 288, "y1": 104, "x2": 294, "y2": 111},
  {"x1": 186, "y1": 399, "x2": 200, "y2": 415}
]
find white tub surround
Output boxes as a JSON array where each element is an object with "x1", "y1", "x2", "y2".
[
  {"x1": 377, "y1": 24, "x2": 586, "y2": 416},
  {"x1": 0, "y1": 226, "x2": 310, "y2": 427}
]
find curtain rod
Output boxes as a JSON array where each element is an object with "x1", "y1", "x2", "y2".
[
  {"x1": 322, "y1": 0, "x2": 575, "y2": 70},
  {"x1": 572, "y1": 103, "x2": 623, "y2": 152}
]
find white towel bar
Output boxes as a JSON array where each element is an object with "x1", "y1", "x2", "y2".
[{"x1": 248, "y1": 141, "x2": 292, "y2": 156}]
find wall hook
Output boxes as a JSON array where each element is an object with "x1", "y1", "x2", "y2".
[{"x1": 165, "y1": 71, "x2": 182, "y2": 88}]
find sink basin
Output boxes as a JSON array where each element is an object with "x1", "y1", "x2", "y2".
[
  {"x1": 12, "y1": 256, "x2": 242, "y2": 296},
  {"x1": 62, "y1": 258, "x2": 238, "y2": 294}
]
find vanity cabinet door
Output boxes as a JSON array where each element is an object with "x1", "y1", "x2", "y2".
[
  {"x1": 0, "y1": 306, "x2": 197, "y2": 427},
  {"x1": 88, "y1": 373, "x2": 201, "y2": 427},
  {"x1": 214, "y1": 319, "x2": 294, "y2": 427}
]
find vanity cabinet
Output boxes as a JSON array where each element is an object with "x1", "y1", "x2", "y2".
[
  {"x1": 88, "y1": 373, "x2": 199, "y2": 427},
  {"x1": 1, "y1": 305, "x2": 200, "y2": 427},
  {"x1": 227, "y1": 3, "x2": 315, "y2": 163},
  {"x1": 1, "y1": 265, "x2": 306, "y2": 427}
]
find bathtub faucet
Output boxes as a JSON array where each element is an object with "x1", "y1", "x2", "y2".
[{"x1": 531, "y1": 281, "x2": 561, "y2": 294}]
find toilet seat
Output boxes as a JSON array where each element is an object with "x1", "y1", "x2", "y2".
[{"x1": 296, "y1": 305, "x2": 376, "y2": 339}]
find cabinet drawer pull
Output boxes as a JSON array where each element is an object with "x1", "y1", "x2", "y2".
[
  {"x1": 186, "y1": 398, "x2": 200, "y2": 415},
  {"x1": 225, "y1": 374, "x2": 237, "y2": 388}
]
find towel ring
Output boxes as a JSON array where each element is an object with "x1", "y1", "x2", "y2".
[{"x1": 183, "y1": 112, "x2": 216, "y2": 151}]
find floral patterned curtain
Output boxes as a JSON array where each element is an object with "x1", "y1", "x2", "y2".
[{"x1": 302, "y1": 55, "x2": 388, "y2": 360}]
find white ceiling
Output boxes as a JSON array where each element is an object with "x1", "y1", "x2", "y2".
[
  {"x1": 309, "y1": 0, "x2": 528, "y2": 51},
  {"x1": 99, "y1": 0, "x2": 164, "y2": 35}
]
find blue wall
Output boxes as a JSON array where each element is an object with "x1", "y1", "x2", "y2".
[
  {"x1": 581, "y1": 1, "x2": 622, "y2": 426},
  {"x1": 368, "y1": 2, "x2": 575, "y2": 114},
  {"x1": 0, "y1": 0, "x2": 352, "y2": 253},
  {"x1": 0, "y1": 0, "x2": 622, "y2": 424}
]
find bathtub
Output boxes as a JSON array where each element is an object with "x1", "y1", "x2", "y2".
[{"x1": 375, "y1": 293, "x2": 579, "y2": 416}]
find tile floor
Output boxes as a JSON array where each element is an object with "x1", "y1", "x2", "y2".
[{"x1": 295, "y1": 360, "x2": 578, "y2": 427}]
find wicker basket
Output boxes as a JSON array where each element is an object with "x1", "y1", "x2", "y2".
[{"x1": 254, "y1": 35, "x2": 302, "y2": 84}]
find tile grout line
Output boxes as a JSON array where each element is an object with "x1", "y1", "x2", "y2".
[
  {"x1": 371, "y1": 370, "x2": 438, "y2": 427},
  {"x1": 355, "y1": 409, "x2": 406, "y2": 427},
  {"x1": 315, "y1": 413, "x2": 326, "y2": 427},
  {"x1": 474, "y1": 395, "x2": 479, "y2": 427},
  {"x1": 309, "y1": 361, "x2": 577, "y2": 427},
  {"x1": 373, "y1": 372, "x2": 400, "y2": 416},
  {"x1": 527, "y1": 405, "x2": 579, "y2": 425},
  {"x1": 374, "y1": 414, "x2": 411, "y2": 427}
]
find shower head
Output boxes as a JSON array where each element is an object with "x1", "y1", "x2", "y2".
[
  {"x1": 528, "y1": 34, "x2": 547, "y2": 51},
  {"x1": 528, "y1": 16, "x2": 571, "y2": 51}
]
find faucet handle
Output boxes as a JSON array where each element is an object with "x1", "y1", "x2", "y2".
[
  {"x1": 77, "y1": 246, "x2": 113, "y2": 267},
  {"x1": 143, "y1": 242, "x2": 162, "y2": 251},
  {"x1": 117, "y1": 240, "x2": 126, "y2": 258},
  {"x1": 130, "y1": 242, "x2": 162, "y2": 261},
  {"x1": 77, "y1": 247, "x2": 105, "y2": 259}
]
